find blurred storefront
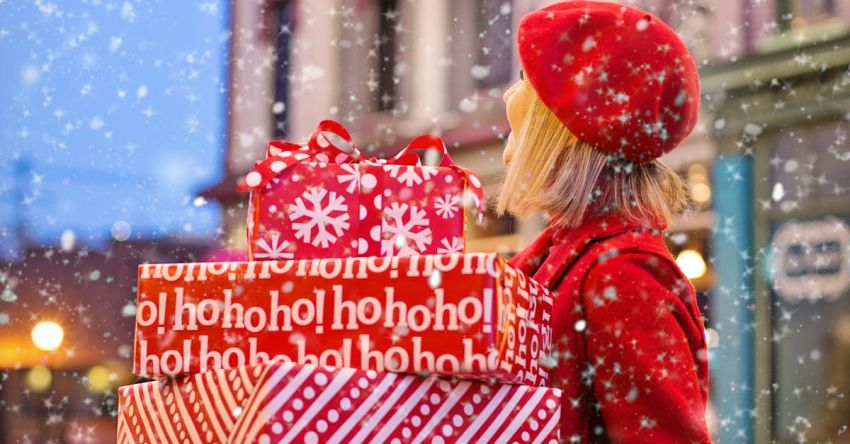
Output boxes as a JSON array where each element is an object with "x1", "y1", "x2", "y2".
[
  {"x1": 703, "y1": 5, "x2": 850, "y2": 441},
  {"x1": 202, "y1": 1, "x2": 850, "y2": 443}
]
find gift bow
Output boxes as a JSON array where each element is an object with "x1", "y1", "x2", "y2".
[{"x1": 237, "y1": 120, "x2": 485, "y2": 220}]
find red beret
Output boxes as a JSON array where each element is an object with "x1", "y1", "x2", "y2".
[{"x1": 517, "y1": 1, "x2": 700, "y2": 163}]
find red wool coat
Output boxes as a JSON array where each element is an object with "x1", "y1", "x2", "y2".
[{"x1": 509, "y1": 214, "x2": 711, "y2": 443}]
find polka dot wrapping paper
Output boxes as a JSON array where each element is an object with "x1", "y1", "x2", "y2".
[
  {"x1": 132, "y1": 253, "x2": 553, "y2": 387},
  {"x1": 117, "y1": 362, "x2": 562, "y2": 443},
  {"x1": 237, "y1": 120, "x2": 485, "y2": 261}
]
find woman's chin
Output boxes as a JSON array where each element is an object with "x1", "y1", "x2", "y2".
[{"x1": 503, "y1": 134, "x2": 514, "y2": 166}]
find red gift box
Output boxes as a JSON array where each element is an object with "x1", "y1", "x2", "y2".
[
  {"x1": 117, "y1": 362, "x2": 562, "y2": 444},
  {"x1": 237, "y1": 120, "x2": 485, "y2": 261},
  {"x1": 133, "y1": 253, "x2": 553, "y2": 386}
]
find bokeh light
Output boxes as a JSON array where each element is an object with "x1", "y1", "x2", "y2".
[
  {"x1": 31, "y1": 321, "x2": 64, "y2": 352},
  {"x1": 26, "y1": 365, "x2": 52, "y2": 392},
  {"x1": 86, "y1": 365, "x2": 113, "y2": 393},
  {"x1": 676, "y1": 249, "x2": 707, "y2": 280}
]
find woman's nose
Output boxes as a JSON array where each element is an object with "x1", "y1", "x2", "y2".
[{"x1": 502, "y1": 86, "x2": 513, "y2": 104}]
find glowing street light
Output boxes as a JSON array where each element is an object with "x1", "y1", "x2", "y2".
[
  {"x1": 87, "y1": 365, "x2": 113, "y2": 393},
  {"x1": 31, "y1": 321, "x2": 64, "y2": 351},
  {"x1": 26, "y1": 364, "x2": 52, "y2": 392},
  {"x1": 676, "y1": 249, "x2": 707, "y2": 280}
]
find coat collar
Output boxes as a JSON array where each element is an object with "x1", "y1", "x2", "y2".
[{"x1": 510, "y1": 212, "x2": 666, "y2": 289}]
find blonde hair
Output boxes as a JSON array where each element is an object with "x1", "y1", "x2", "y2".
[{"x1": 497, "y1": 81, "x2": 692, "y2": 229}]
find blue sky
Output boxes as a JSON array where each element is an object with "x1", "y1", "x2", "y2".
[{"x1": 0, "y1": 0, "x2": 227, "y2": 255}]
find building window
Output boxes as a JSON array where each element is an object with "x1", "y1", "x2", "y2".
[
  {"x1": 768, "y1": 216, "x2": 850, "y2": 442},
  {"x1": 771, "y1": 123, "x2": 850, "y2": 209},
  {"x1": 272, "y1": 1, "x2": 294, "y2": 138},
  {"x1": 474, "y1": 0, "x2": 513, "y2": 90},
  {"x1": 632, "y1": 0, "x2": 713, "y2": 54},
  {"x1": 336, "y1": 0, "x2": 399, "y2": 122},
  {"x1": 780, "y1": 0, "x2": 838, "y2": 30},
  {"x1": 447, "y1": 1, "x2": 513, "y2": 111},
  {"x1": 766, "y1": 121, "x2": 850, "y2": 442},
  {"x1": 687, "y1": 163, "x2": 713, "y2": 210},
  {"x1": 374, "y1": 0, "x2": 398, "y2": 112}
]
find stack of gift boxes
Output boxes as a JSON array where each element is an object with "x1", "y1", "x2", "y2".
[{"x1": 117, "y1": 121, "x2": 562, "y2": 443}]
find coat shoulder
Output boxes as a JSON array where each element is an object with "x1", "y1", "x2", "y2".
[
  {"x1": 584, "y1": 252, "x2": 687, "y2": 299},
  {"x1": 578, "y1": 243, "x2": 701, "y2": 345},
  {"x1": 579, "y1": 232, "x2": 692, "y2": 303}
]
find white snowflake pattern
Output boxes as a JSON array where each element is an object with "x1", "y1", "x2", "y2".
[
  {"x1": 254, "y1": 233, "x2": 293, "y2": 259},
  {"x1": 288, "y1": 187, "x2": 351, "y2": 248},
  {"x1": 437, "y1": 236, "x2": 463, "y2": 255},
  {"x1": 382, "y1": 202, "x2": 432, "y2": 256},
  {"x1": 385, "y1": 165, "x2": 438, "y2": 187},
  {"x1": 434, "y1": 194, "x2": 460, "y2": 219},
  {"x1": 336, "y1": 164, "x2": 360, "y2": 193}
]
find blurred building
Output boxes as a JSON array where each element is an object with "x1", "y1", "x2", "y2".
[
  {"x1": 702, "y1": 4, "x2": 850, "y2": 443},
  {"x1": 0, "y1": 239, "x2": 209, "y2": 442},
  {"x1": 202, "y1": 1, "x2": 850, "y2": 443},
  {"x1": 203, "y1": 0, "x2": 737, "y2": 282}
]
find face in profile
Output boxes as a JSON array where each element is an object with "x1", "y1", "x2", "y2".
[{"x1": 501, "y1": 74, "x2": 535, "y2": 167}]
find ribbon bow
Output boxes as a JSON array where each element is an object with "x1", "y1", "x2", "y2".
[{"x1": 237, "y1": 120, "x2": 485, "y2": 220}]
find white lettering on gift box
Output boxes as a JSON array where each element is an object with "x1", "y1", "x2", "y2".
[
  {"x1": 498, "y1": 262, "x2": 556, "y2": 387},
  {"x1": 137, "y1": 285, "x2": 490, "y2": 335},
  {"x1": 135, "y1": 253, "x2": 555, "y2": 382},
  {"x1": 137, "y1": 253, "x2": 502, "y2": 282},
  {"x1": 135, "y1": 334, "x2": 505, "y2": 376}
]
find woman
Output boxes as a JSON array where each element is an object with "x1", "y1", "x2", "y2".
[{"x1": 500, "y1": 2, "x2": 711, "y2": 443}]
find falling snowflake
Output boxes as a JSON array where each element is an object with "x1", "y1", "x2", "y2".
[
  {"x1": 436, "y1": 237, "x2": 463, "y2": 255},
  {"x1": 434, "y1": 194, "x2": 460, "y2": 219},
  {"x1": 288, "y1": 187, "x2": 351, "y2": 248},
  {"x1": 223, "y1": 331, "x2": 244, "y2": 346},
  {"x1": 336, "y1": 164, "x2": 360, "y2": 193},
  {"x1": 0, "y1": 285, "x2": 17, "y2": 303},
  {"x1": 254, "y1": 233, "x2": 293, "y2": 259},
  {"x1": 382, "y1": 202, "x2": 432, "y2": 256},
  {"x1": 385, "y1": 165, "x2": 438, "y2": 187}
]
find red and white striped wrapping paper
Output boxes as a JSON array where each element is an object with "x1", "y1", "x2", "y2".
[{"x1": 117, "y1": 362, "x2": 562, "y2": 444}]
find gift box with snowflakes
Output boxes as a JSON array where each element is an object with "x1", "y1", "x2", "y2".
[
  {"x1": 133, "y1": 253, "x2": 553, "y2": 386},
  {"x1": 117, "y1": 361, "x2": 562, "y2": 444},
  {"x1": 237, "y1": 120, "x2": 484, "y2": 261}
]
